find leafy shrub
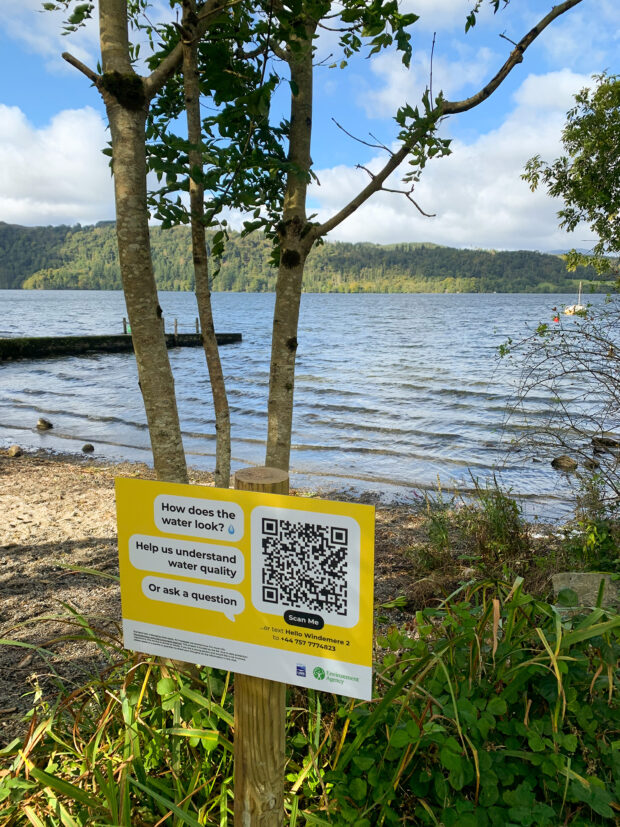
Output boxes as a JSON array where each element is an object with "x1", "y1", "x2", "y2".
[
  {"x1": 324, "y1": 581, "x2": 619, "y2": 826},
  {"x1": 1, "y1": 583, "x2": 618, "y2": 826},
  {"x1": 456, "y1": 478, "x2": 530, "y2": 573},
  {"x1": 569, "y1": 473, "x2": 620, "y2": 573},
  {"x1": 0, "y1": 643, "x2": 236, "y2": 826}
]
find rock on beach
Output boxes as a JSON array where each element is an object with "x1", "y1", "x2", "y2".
[{"x1": 551, "y1": 455, "x2": 578, "y2": 472}]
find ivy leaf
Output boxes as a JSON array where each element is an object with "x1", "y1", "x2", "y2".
[
  {"x1": 349, "y1": 777, "x2": 367, "y2": 802},
  {"x1": 156, "y1": 677, "x2": 176, "y2": 696},
  {"x1": 487, "y1": 698, "x2": 507, "y2": 716},
  {"x1": 352, "y1": 755, "x2": 375, "y2": 771}
]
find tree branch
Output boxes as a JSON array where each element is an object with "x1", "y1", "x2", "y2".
[
  {"x1": 332, "y1": 118, "x2": 393, "y2": 154},
  {"x1": 441, "y1": 0, "x2": 583, "y2": 115},
  {"x1": 312, "y1": 0, "x2": 584, "y2": 241},
  {"x1": 62, "y1": 52, "x2": 99, "y2": 85},
  {"x1": 144, "y1": 0, "x2": 230, "y2": 99},
  {"x1": 357, "y1": 165, "x2": 435, "y2": 216}
]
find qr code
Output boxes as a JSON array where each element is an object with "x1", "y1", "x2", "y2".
[{"x1": 251, "y1": 507, "x2": 360, "y2": 627}]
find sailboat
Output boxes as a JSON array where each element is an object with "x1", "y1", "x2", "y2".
[{"x1": 565, "y1": 281, "x2": 585, "y2": 315}]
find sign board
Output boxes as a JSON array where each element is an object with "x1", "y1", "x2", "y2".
[{"x1": 116, "y1": 478, "x2": 375, "y2": 700}]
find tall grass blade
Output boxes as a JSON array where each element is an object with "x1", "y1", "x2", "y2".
[
  {"x1": 562, "y1": 616, "x2": 620, "y2": 646},
  {"x1": 179, "y1": 684, "x2": 234, "y2": 728},
  {"x1": 129, "y1": 778, "x2": 202, "y2": 827},
  {"x1": 22, "y1": 806, "x2": 47, "y2": 827}
]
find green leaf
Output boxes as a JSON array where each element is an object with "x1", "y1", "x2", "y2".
[
  {"x1": 557, "y1": 588, "x2": 579, "y2": 607},
  {"x1": 527, "y1": 732, "x2": 546, "y2": 752},
  {"x1": 349, "y1": 777, "x2": 367, "y2": 802},
  {"x1": 390, "y1": 727, "x2": 411, "y2": 749},
  {"x1": 486, "y1": 698, "x2": 507, "y2": 716},
  {"x1": 448, "y1": 764, "x2": 466, "y2": 791},
  {"x1": 130, "y1": 778, "x2": 202, "y2": 826},
  {"x1": 440, "y1": 746, "x2": 463, "y2": 773},
  {"x1": 165, "y1": 727, "x2": 220, "y2": 751},
  {"x1": 562, "y1": 616, "x2": 620, "y2": 646},
  {"x1": 156, "y1": 677, "x2": 176, "y2": 695},
  {"x1": 352, "y1": 755, "x2": 375, "y2": 771},
  {"x1": 29, "y1": 767, "x2": 102, "y2": 811}
]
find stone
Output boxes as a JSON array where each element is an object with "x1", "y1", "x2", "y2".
[
  {"x1": 591, "y1": 434, "x2": 619, "y2": 453},
  {"x1": 82, "y1": 443, "x2": 95, "y2": 453},
  {"x1": 36, "y1": 418, "x2": 53, "y2": 431},
  {"x1": 551, "y1": 455, "x2": 577, "y2": 472},
  {"x1": 7, "y1": 445, "x2": 22, "y2": 457},
  {"x1": 552, "y1": 572, "x2": 620, "y2": 610},
  {"x1": 584, "y1": 457, "x2": 600, "y2": 470}
]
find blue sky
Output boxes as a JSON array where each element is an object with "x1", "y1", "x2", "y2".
[{"x1": 0, "y1": 0, "x2": 617, "y2": 251}]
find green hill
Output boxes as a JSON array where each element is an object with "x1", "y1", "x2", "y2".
[{"x1": 0, "y1": 220, "x2": 606, "y2": 293}]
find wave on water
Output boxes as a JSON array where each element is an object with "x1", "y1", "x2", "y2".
[{"x1": 1, "y1": 290, "x2": 601, "y2": 519}]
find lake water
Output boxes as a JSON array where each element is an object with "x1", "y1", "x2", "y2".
[{"x1": 0, "y1": 290, "x2": 600, "y2": 519}]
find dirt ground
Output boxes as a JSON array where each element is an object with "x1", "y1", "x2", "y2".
[{"x1": 0, "y1": 449, "x2": 436, "y2": 747}]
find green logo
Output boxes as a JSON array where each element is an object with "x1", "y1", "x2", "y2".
[{"x1": 313, "y1": 667, "x2": 325, "y2": 681}]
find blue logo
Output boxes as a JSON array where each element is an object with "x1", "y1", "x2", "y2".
[
  {"x1": 296, "y1": 664, "x2": 307, "y2": 677},
  {"x1": 228, "y1": 525, "x2": 235, "y2": 535}
]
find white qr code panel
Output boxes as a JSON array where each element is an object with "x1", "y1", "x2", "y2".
[{"x1": 250, "y1": 506, "x2": 361, "y2": 627}]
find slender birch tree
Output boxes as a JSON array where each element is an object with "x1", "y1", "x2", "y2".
[
  {"x1": 51, "y1": 0, "x2": 227, "y2": 484},
  {"x1": 52, "y1": 0, "x2": 584, "y2": 483},
  {"x1": 258, "y1": 0, "x2": 585, "y2": 470},
  {"x1": 180, "y1": 0, "x2": 231, "y2": 487}
]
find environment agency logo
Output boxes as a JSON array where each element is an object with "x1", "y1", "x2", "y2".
[{"x1": 313, "y1": 666, "x2": 325, "y2": 681}]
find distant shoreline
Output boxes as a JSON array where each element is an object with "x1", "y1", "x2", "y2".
[
  {"x1": 1, "y1": 286, "x2": 614, "y2": 294},
  {"x1": 1, "y1": 221, "x2": 609, "y2": 293}
]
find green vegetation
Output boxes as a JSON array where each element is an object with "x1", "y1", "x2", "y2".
[
  {"x1": 523, "y1": 73, "x2": 620, "y2": 276},
  {"x1": 1, "y1": 481, "x2": 618, "y2": 825},
  {"x1": 0, "y1": 221, "x2": 608, "y2": 294},
  {"x1": 419, "y1": 476, "x2": 619, "y2": 591},
  {"x1": 1, "y1": 581, "x2": 617, "y2": 825}
]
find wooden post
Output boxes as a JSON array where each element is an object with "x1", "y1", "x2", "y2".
[
  {"x1": 123, "y1": 317, "x2": 127, "y2": 334},
  {"x1": 195, "y1": 317, "x2": 200, "y2": 334},
  {"x1": 234, "y1": 466, "x2": 288, "y2": 827},
  {"x1": 174, "y1": 318, "x2": 178, "y2": 336}
]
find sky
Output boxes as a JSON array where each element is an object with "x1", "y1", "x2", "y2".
[{"x1": 0, "y1": 0, "x2": 617, "y2": 252}]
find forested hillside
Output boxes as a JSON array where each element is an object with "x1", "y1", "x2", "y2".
[{"x1": 0, "y1": 220, "x2": 604, "y2": 293}]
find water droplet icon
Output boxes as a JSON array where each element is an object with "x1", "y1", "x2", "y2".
[{"x1": 228, "y1": 524, "x2": 235, "y2": 535}]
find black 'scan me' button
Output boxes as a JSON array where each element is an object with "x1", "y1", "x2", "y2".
[{"x1": 284, "y1": 610, "x2": 324, "y2": 630}]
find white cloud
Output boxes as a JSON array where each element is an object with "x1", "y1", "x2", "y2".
[
  {"x1": 0, "y1": 105, "x2": 114, "y2": 226},
  {"x1": 0, "y1": 0, "x2": 174, "y2": 76},
  {"x1": 513, "y1": 69, "x2": 593, "y2": 110},
  {"x1": 400, "y1": 0, "x2": 493, "y2": 33},
  {"x1": 362, "y1": 45, "x2": 496, "y2": 118},
  {"x1": 0, "y1": 0, "x2": 99, "y2": 73},
  {"x1": 539, "y1": 0, "x2": 619, "y2": 73},
  {"x1": 309, "y1": 71, "x2": 594, "y2": 251}
]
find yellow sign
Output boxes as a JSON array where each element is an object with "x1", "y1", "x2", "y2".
[{"x1": 116, "y1": 478, "x2": 375, "y2": 699}]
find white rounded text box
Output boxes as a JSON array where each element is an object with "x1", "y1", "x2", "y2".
[
  {"x1": 154, "y1": 494, "x2": 244, "y2": 541},
  {"x1": 130, "y1": 534, "x2": 243, "y2": 584},
  {"x1": 142, "y1": 575, "x2": 245, "y2": 622}
]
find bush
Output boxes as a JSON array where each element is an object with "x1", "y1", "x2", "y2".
[
  {"x1": 325, "y1": 581, "x2": 620, "y2": 826},
  {"x1": 1, "y1": 583, "x2": 618, "y2": 825}
]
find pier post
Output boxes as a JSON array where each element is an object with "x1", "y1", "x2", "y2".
[
  {"x1": 195, "y1": 317, "x2": 200, "y2": 334},
  {"x1": 123, "y1": 317, "x2": 127, "y2": 334},
  {"x1": 233, "y1": 466, "x2": 288, "y2": 827}
]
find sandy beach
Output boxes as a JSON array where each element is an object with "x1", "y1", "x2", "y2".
[{"x1": 0, "y1": 449, "x2": 433, "y2": 747}]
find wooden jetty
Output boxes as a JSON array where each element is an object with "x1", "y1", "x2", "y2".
[{"x1": 0, "y1": 332, "x2": 241, "y2": 361}]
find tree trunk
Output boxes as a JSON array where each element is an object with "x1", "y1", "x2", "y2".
[
  {"x1": 100, "y1": 0, "x2": 188, "y2": 483},
  {"x1": 265, "y1": 25, "x2": 315, "y2": 471},
  {"x1": 182, "y1": 0, "x2": 231, "y2": 488}
]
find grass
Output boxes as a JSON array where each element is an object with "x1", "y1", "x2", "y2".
[
  {"x1": 1, "y1": 580, "x2": 618, "y2": 825},
  {"x1": 1, "y1": 478, "x2": 618, "y2": 825}
]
